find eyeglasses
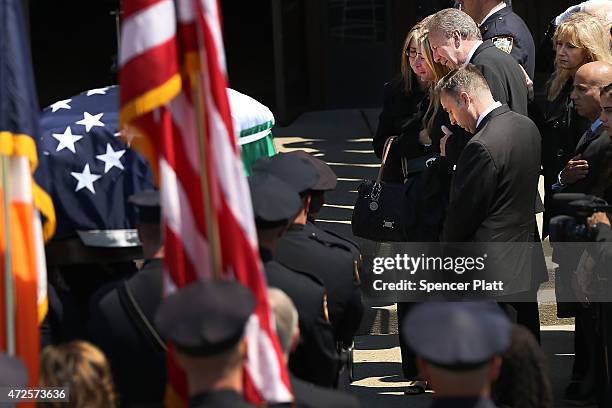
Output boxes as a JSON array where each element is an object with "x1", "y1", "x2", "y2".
[{"x1": 406, "y1": 48, "x2": 424, "y2": 59}]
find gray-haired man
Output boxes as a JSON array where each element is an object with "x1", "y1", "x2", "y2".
[{"x1": 427, "y1": 8, "x2": 528, "y2": 116}]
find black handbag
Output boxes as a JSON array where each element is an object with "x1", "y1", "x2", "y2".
[{"x1": 352, "y1": 137, "x2": 429, "y2": 242}]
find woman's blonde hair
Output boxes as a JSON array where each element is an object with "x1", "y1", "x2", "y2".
[
  {"x1": 400, "y1": 17, "x2": 431, "y2": 95},
  {"x1": 40, "y1": 341, "x2": 117, "y2": 408},
  {"x1": 420, "y1": 34, "x2": 450, "y2": 135},
  {"x1": 548, "y1": 12, "x2": 612, "y2": 101}
]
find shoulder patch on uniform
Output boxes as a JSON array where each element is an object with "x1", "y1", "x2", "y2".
[{"x1": 492, "y1": 36, "x2": 513, "y2": 54}]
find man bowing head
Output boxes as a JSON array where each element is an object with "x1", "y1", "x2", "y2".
[{"x1": 436, "y1": 65, "x2": 543, "y2": 337}]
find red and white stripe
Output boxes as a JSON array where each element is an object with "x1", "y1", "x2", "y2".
[{"x1": 119, "y1": 0, "x2": 292, "y2": 405}]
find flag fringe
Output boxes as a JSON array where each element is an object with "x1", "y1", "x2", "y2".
[
  {"x1": 0, "y1": 132, "x2": 56, "y2": 240},
  {"x1": 119, "y1": 74, "x2": 182, "y2": 126}
]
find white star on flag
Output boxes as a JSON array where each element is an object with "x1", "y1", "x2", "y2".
[
  {"x1": 49, "y1": 98, "x2": 72, "y2": 112},
  {"x1": 52, "y1": 126, "x2": 83, "y2": 153},
  {"x1": 71, "y1": 164, "x2": 102, "y2": 194},
  {"x1": 96, "y1": 144, "x2": 126, "y2": 173},
  {"x1": 76, "y1": 112, "x2": 105, "y2": 132},
  {"x1": 86, "y1": 87, "x2": 109, "y2": 96}
]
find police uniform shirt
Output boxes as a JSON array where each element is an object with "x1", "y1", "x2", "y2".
[
  {"x1": 289, "y1": 375, "x2": 360, "y2": 408},
  {"x1": 275, "y1": 224, "x2": 364, "y2": 346},
  {"x1": 189, "y1": 389, "x2": 256, "y2": 408},
  {"x1": 260, "y1": 248, "x2": 339, "y2": 387},
  {"x1": 87, "y1": 259, "x2": 166, "y2": 405},
  {"x1": 479, "y1": 5, "x2": 536, "y2": 80},
  {"x1": 304, "y1": 221, "x2": 363, "y2": 286}
]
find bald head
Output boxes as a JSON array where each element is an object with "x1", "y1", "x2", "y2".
[
  {"x1": 571, "y1": 61, "x2": 612, "y2": 120},
  {"x1": 268, "y1": 288, "x2": 299, "y2": 357},
  {"x1": 577, "y1": 61, "x2": 612, "y2": 86}
]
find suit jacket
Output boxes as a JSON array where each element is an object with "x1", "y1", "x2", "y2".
[
  {"x1": 87, "y1": 259, "x2": 166, "y2": 406},
  {"x1": 470, "y1": 42, "x2": 529, "y2": 116},
  {"x1": 480, "y1": 5, "x2": 536, "y2": 80},
  {"x1": 442, "y1": 105, "x2": 541, "y2": 293},
  {"x1": 261, "y1": 248, "x2": 339, "y2": 387},
  {"x1": 564, "y1": 128, "x2": 612, "y2": 197}
]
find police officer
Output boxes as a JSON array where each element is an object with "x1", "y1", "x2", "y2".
[
  {"x1": 249, "y1": 171, "x2": 339, "y2": 387},
  {"x1": 87, "y1": 190, "x2": 166, "y2": 406},
  {"x1": 253, "y1": 153, "x2": 364, "y2": 348},
  {"x1": 155, "y1": 280, "x2": 257, "y2": 408},
  {"x1": 291, "y1": 151, "x2": 365, "y2": 316},
  {"x1": 457, "y1": 0, "x2": 535, "y2": 79},
  {"x1": 268, "y1": 288, "x2": 360, "y2": 408},
  {"x1": 402, "y1": 301, "x2": 512, "y2": 408}
]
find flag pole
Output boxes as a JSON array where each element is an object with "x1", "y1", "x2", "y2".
[
  {"x1": 0, "y1": 155, "x2": 15, "y2": 355},
  {"x1": 189, "y1": 68, "x2": 223, "y2": 280}
]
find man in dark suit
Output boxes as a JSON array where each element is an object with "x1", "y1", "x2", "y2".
[
  {"x1": 427, "y1": 7, "x2": 528, "y2": 116},
  {"x1": 253, "y1": 153, "x2": 364, "y2": 349},
  {"x1": 549, "y1": 62, "x2": 612, "y2": 406},
  {"x1": 555, "y1": 62, "x2": 612, "y2": 196},
  {"x1": 267, "y1": 287, "x2": 360, "y2": 408},
  {"x1": 87, "y1": 191, "x2": 166, "y2": 406},
  {"x1": 437, "y1": 65, "x2": 543, "y2": 334},
  {"x1": 248, "y1": 170, "x2": 339, "y2": 388},
  {"x1": 457, "y1": 0, "x2": 535, "y2": 79}
]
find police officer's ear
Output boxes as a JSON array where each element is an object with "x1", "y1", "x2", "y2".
[
  {"x1": 416, "y1": 357, "x2": 432, "y2": 383},
  {"x1": 302, "y1": 195, "x2": 312, "y2": 214},
  {"x1": 289, "y1": 327, "x2": 301, "y2": 354},
  {"x1": 239, "y1": 338, "x2": 248, "y2": 362},
  {"x1": 488, "y1": 356, "x2": 503, "y2": 382}
]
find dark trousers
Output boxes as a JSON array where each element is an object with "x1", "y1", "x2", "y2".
[
  {"x1": 498, "y1": 289, "x2": 541, "y2": 344},
  {"x1": 397, "y1": 302, "x2": 419, "y2": 379}
]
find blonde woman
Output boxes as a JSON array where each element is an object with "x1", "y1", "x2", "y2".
[
  {"x1": 40, "y1": 341, "x2": 117, "y2": 408},
  {"x1": 541, "y1": 12, "x2": 612, "y2": 238},
  {"x1": 373, "y1": 18, "x2": 436, "y2": 182}
]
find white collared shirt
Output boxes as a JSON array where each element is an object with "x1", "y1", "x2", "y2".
[
  {"x1": 463, "y1": 40, "x2": 484, "y2": 66},
  {"x1": 479, "y1": 2, "x2": 507, "y2": 26},
  {"x1": 476, "y1": 101, "x2": 502, "y2": 129}
]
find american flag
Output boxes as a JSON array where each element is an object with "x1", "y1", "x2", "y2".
[
  {"x1": 118, "y1": 0, "x2": 292, "y2": 405},
  {"x1": 39, "y1": 86, "x2": 155, "y2": 242}
]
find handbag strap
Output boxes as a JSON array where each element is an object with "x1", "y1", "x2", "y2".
[{"x1": 376, "y1": 136, "x2": 396, "y2": 183}]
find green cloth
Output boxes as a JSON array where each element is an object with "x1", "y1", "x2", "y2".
[{"x1": 241, "y1": 131, "x2": 276, "y2": 175}]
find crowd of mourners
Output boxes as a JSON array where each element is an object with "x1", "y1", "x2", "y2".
[{"x1": 2, "y1": 1, "x2": 612, "y2": 408}]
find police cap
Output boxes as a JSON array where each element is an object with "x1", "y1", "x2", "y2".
[
  {"x1": 289, "y1": 151, "x2": 337, "y2": 191},
  {"x1": 252, "y1": 152, "x2": 319, "y2": 194},
  {"x1": 128, "y1": 190, "x2": 161, "y2": 224},
  {"x1": 155, "y1": 280, "x2": 255, "y2": 357},
  {"x1": 249, "y1": 172, "x2": 302, "y2": 229},
  {"x1": 402, "y1": 301, "x2": 511, "y2": 370}
]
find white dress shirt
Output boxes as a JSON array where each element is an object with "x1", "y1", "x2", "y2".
[{"x1": 476, "y1": 101, "x2": 502, "y2": 129}]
